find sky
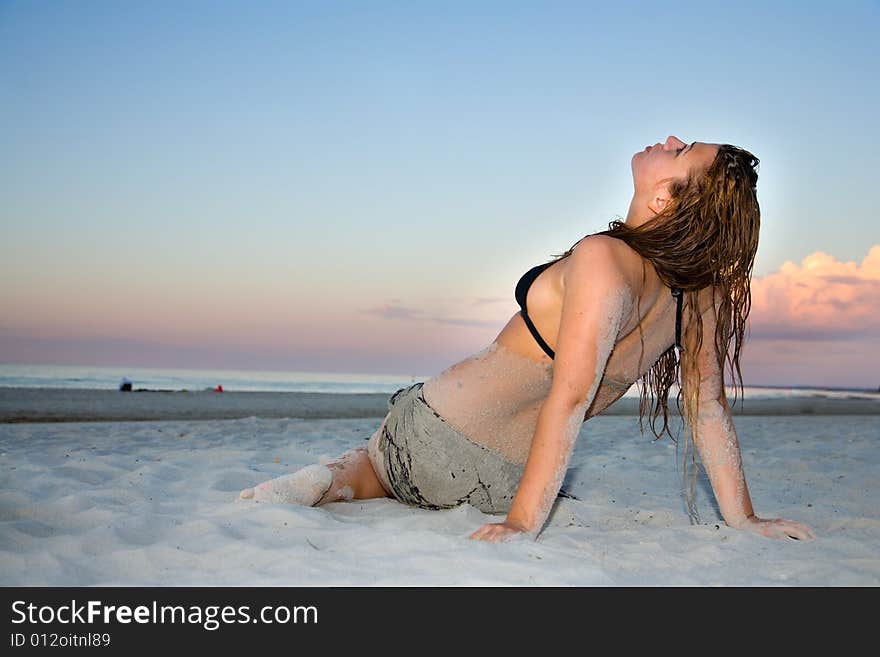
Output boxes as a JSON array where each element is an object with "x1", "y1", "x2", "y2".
[{"x1": 1, "y1": 0, "x2": 878, "y2": 388}]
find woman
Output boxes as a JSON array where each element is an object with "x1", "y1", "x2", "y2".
[{"x1": 240, "y1": 135, "x2": 816, "y2": 544}]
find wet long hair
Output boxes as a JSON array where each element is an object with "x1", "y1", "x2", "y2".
[{"x1": 545, "y1": 144, "x2": 761, "y2": 523}]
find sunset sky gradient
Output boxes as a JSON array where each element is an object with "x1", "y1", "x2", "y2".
[{"x1": 1, "y1": 1, "x2": 878, "y2": 387}]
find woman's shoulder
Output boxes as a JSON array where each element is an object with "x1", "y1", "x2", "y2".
[
  {"x1": 568, "y1": 233, "x2": 633, "y2": 263},
  {"x1": 566, "y1": 234, "x2": 646, "y2": 293}
]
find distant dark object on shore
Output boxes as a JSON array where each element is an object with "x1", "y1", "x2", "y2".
[{"x1": 119, "y1": 377, "x2": 132, "y2": 392}]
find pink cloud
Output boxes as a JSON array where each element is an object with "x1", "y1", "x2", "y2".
[
  {"x1": 358, "y1": 298, "x2": 510, "y2": 329},
  {"x1": 359, "y1": 304, "x2": 426, "y2": 321},
  {"x1": 749, "y1": 245, "x2": 880, "y2": 340}
]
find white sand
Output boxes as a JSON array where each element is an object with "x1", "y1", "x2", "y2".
[{"x1": 1, "y1": 407, "x2": 878, "y2": 586}]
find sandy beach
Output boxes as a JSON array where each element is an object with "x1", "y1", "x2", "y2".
[{"x1": 1, "y1": 388, "x2": 878, "y2": 586}]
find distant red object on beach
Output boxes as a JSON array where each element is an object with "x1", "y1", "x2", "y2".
[{"x1": 213, "y1": 385, "x2": 224, "y2": 393}]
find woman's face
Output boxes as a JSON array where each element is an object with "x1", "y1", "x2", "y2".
[{"x1": 631, "y1": 135, "x2": 720, "y2": 196}]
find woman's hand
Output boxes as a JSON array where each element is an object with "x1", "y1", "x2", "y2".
[
  {"x1": 732, "y1": 514, "x2": 816, "y2": 541},
  {"x1": 469, "y1": 520, "x2": 532, "y2": 543}
]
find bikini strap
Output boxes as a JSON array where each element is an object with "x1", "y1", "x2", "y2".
[
  {"x1": 521, "y1": 309, "x2": 556, "y2": 359},
  {"x1": 671, "y1": 287, "x2": 684, "y2": 361}
]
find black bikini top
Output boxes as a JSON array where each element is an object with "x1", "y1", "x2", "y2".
[{"x1": 514, "y1": 258, "x2": 684, "y2": 360}]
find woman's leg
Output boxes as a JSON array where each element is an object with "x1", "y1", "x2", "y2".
[
  {"x1": 239, "y1": 431, "x2": 392, "y2": 506},
  {"x1": 314, "y1": 446, "x2": 391, "y2": 505}
]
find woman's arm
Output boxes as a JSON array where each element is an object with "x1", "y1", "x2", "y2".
[
  {"x1": 689, "y1": 291, "x2": 815, "y2": 540},
  {"x1": 470, "y1": 237, "x2": 634, "y2": 542}
]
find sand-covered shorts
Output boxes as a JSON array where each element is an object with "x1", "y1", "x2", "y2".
[{"x1": 366, "y1": 382, "x2": 525, "y2": 514}]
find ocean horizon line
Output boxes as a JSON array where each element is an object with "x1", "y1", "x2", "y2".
[{"x1": 0, "y1": 362, "x2": 876, "y2": 396}]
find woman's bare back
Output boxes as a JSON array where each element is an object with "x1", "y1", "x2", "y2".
[{"x1": 422, "y1": 237, "x2": 684, "y2": 464}]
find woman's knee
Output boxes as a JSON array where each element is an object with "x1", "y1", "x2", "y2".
[{"x1": 320, "y1": 446, "x2": 391, "y2": 502}]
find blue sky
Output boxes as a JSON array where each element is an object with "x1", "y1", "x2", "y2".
[{"x1": 1, "y1": 1, "x2": 878, "y2": 385}]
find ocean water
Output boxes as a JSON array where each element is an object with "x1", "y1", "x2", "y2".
[
  {"x1": 0, "y1": 363, "x2": 877, "y2": 400},
  {"x1": 0, "y1": 363, "x2": 429, "y2": 394}
]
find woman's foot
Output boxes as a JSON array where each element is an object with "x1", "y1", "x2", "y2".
[{"x1": 239, "y1": 464, "x2": 333, "y2": 506}]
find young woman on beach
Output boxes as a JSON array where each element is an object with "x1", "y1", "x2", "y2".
[{"x1": 240, "y1": 135, "x2": 816, "y2": 543}]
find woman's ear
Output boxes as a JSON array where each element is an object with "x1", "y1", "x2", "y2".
[
  {"x1": 648, "y1": 192, "x2": 670, "y2": 215},
  {"x1": 646, "y1": 178, "x2": 673, "y2": 216}
]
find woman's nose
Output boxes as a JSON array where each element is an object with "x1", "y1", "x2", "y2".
[{"x1": 665, "y1": 135, "x2": 684, "y2": 149}]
